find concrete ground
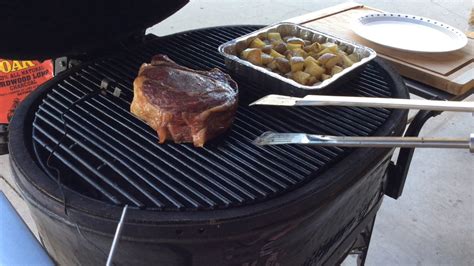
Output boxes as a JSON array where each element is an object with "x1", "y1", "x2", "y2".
[{"x1": 1, "y1": 0, "x2": 473, "y2": 265}]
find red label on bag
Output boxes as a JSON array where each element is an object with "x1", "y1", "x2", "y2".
[{"x1": 0, "y1": 59, "x2": 54, "y2": 123}]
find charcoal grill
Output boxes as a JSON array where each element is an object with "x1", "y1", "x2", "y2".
[{"x1": 7, "y1": 25, "x2": 411, "y2": 265}]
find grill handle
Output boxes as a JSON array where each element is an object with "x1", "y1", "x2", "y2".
[
  {"x1": 250, "y1": 94, "x2": 474, "y2": 112},
  {"x1": 253, "y1": 132, "x2": 474, "y2": 152}
]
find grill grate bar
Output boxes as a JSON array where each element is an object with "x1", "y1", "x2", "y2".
[
  {"x1": 33, "y1": 134, "x2": 123, "y2": 205},
  {"x1": 64, "y1": 78, "x2": 274, "y2": 201},
  {"x1": 42, "y1": 91, "x2": 233, "y2": 209},
  {"x1": 46, "y1": 82, "x2": 280, "y2": 208},
  {"x1": 37, "y1": 99, "x2": 188, "y2": 209},
  {"x1": 33, "y1": 120, "x2": 144, "y2": 207},
  {"x1": 231, "y1": 118, "x2": 327, "y2": 168},
  {"x1": 236, "y1": 108, "x2": 340, "y2": 160},
  {"x1": 34, "y1": 110, "x2": 164, "y2": 208}
]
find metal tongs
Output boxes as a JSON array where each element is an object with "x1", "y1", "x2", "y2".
[
  {"x1": 254, "y1": 132, "x2": 474, "y2": 153},
  {"x1": 250, "y1": 94, "x2": 474, "y2": 152},
  {"x1": 250, "y1": 94, "x2": 474, "y2": 112}
]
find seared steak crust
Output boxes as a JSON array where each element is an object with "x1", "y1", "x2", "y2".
[{"x1": 131, "y1": 55, "x2": 238, "y2": 147}]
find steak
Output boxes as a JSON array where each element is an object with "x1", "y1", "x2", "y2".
[{"x1": 131, "y1": 54, "x2": 238, "y2": 147}]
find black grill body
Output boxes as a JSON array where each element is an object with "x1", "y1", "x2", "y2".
[{"x1": 9, "y1": 26, "x2": 408, "y2": 265}]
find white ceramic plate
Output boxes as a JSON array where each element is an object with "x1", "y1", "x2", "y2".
[{"x1": 352, "y1": 13, "x2": 468, "y2": 53}]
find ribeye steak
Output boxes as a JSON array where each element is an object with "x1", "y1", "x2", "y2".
[{"x1": 131, "y1": 55, "x2": 238, "y2": 147}]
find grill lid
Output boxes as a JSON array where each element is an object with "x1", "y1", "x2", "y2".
[{"x1": 0, "y1": 0, "x2": 188, "y2": 59}]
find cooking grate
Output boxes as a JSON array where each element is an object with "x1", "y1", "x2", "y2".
[{"x1": 31, "y1": 26, "x2": 395, "y2": 211}]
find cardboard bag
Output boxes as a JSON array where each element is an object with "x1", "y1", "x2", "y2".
[{"x1": 0, "y1": 59, "x2": 54, "y2": 123}]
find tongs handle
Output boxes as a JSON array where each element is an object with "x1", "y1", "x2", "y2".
[
  {"x1": 250, "y1": 94, "x2": 474, "y2": 112},
  {"x1": 254, "y1": 132, "x2": 474, "y2": 153}
]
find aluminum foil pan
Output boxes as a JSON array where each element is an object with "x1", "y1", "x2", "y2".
[{"x1": 218, "y1": 23, "x2": 377, "y2": 96}]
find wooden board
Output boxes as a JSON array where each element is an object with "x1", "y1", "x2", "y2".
[{"x1": 286, "y1": 2, "x2": 474, "y2": 96}]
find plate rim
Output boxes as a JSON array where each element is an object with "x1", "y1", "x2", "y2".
[{"x1": 351, "y1": 12, "x2": 468, "y2": 53}]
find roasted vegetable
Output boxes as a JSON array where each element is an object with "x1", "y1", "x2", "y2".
[
  {"x1": 275, "y1": 57, "x2": 291, "y2": 73},
  {"x1": 249, "y1": 38, "x2": 266, "y2": 49},
  {"x1": 348, "y1": 53, "x2": 360, "y2": 63},
  {"x1": 292, "y1": 71, "x2": 311, "y2": 85},
  {"x1": 303, "y1": 42, "x2": 321, "y2": 53},
  {"x1": 331, "y1": 65, "x2": 344, "y2": 75},
  {"x1": 285, "y1": 48, "x2": 307, "y2": 59},
  {"x1": 270, "y1": 49, "x2": 285, "y2": 58},
  {"x1": 273, "y1": 42, "x2": 287, "y2": 54},
  {"x1": 267, "y1": 60, "x2": 278, "y2": 70},
  {"x1": 321, "y1": 74, "x2": 331, "y2": 81},
  {"x1": 318, "y1": 53, "x2": 340, "y2": 69},
  {"x1": 317, "y1": 47, "x2": 337, "y2": 56},
  {"x1": 261, "y1": 45, "x2": 273, "y2": 54},
  {"x1": 261, "y1": 54, "x2": 274, "y2": 65},
  {"x1": 290, "y1": 57, "x2": 305, "y2": 72},
  {"x1": 242, "y1": 48, "x2": 263, "y2": 65},
  {"x1": 286, "y1": 37, "x2": 305, "y2": 46},
  {"x1": 238, "y1": 32, "x2": 364, "y2": 85},
  {"x1": 341, "y1": 54, "x2": 354, "y2": 67},
  {"x1": 304, "y1": 59, "x2": 325, "y2": 79},
  {"x1": 268, "y1": 32, "x2": 283, "y2": 42},
  {"x1": 307, "y1": 76, "x2": 318, "y2": 85},
  {"x1": 287, "y1": 43, "x2": 303, "y2": 51},
  {"x1": 321, "y1": 42, "x2": 338, "y2": 50},
  {"x1": 241, "y1": 48, "x2": 256, "y2": 59}
]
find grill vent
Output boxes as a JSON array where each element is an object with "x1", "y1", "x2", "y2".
[{"x1": 32, "y1": 26, "x2": 394, "y2": 211}]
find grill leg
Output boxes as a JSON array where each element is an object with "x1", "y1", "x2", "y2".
[{"x1": 348, "y1": 215, "x2": 377, "y2": 266}]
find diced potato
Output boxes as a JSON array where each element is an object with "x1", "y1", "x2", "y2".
[
  {"x1": 304, "y1": 61, "x2": 325, "y2": 79},
  {"x1": 275, "y1": 57, "x2": 291, "y2": 73},
  {"x1": 267, "y1": 60, "x2": 278, "y2": 70},
  {"x1": 307, "y1": 76, "x2": 318, "y2": 85},
  {"x1": 318, "y1": 53, "x2": 341, "y2": 69},
  {"x1": 285, "y1": 49, "x2": 307, "y2": 59},
  {"x1": 337, "y1": 50, "x2": 348, "y2": 56},
  {"x1": 303, "y1": 42, "x2": 321, "y2": 53},
  {"x1": 317, "y1": 47, "x2": 337, "y2": 56},
  {"x1": 321, "y1": 42, "x2": 338, "y2": 53},
  {"x1": 287, "y1": 43, "x2": 303, "y2": 51},
  {"x1": 249, "y1": 37, "x2": 266, "y2": 48},
  {"x1": 262, "y1": 54, "x2": 274, "y2": 65},
  {"x1": 304, "y1": 56, "x2": 318, "y2": 66},
  {"x1": 286, "y1": 37, "x2": 305, "y2": 46},
  {"x1": 240, "y1": 48, "x2": 257, "y2": 59},
  {"x1": 321, "y1": 74, "x2": 331, "y2": 81},
  {"x1": 268, "y1": 32, "x2": 283, "y2": 42},
  {"x1": 318, "y1": 53, "x2": 335, "y2": 64},
  {"x1": 246, "y1": 49, "x2": 263, "y2": 65},
  {"x1": 348, "y1": 53, "x2": 360, "y2": 63},
  {"x1": 283, "y1": 35, "x2": 296, "y2": 42},
  {"x1": 284, "y1": 72, "x2": 293, "y2": 79},
  {"x1": 273, "y1": 42, "x2": 287, "y2": 54},
  {"x1": 307, "y1": 51, "x2": 320, "y2": 59},
  {"x1": 326, "y1": 56, "x2": 341, "y2": 69},
  {"x1": 331, "y1": 65, "x2": 344, "y2": 75},
  {"x1": 294, "y1": 49, "x2": 307, "y2": 58},
  {"x1": 240, "y1": 32, "x2": 353, "y2": 84},
  {"x1": 341, "y1": 54, "x2": 354, "y2": 67},
  {"x1": 292, "y1": 71, "x2": 311, "y2": 85},
  {"x1": 261, "y1": 45, "x2": 273, "y2": 54},
  {"x1": 290, "y1": 57, "x2": 305, "y2": 72},
  {"x1": 269, "y1": 49, "x2": 285, "y2": 58}
]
